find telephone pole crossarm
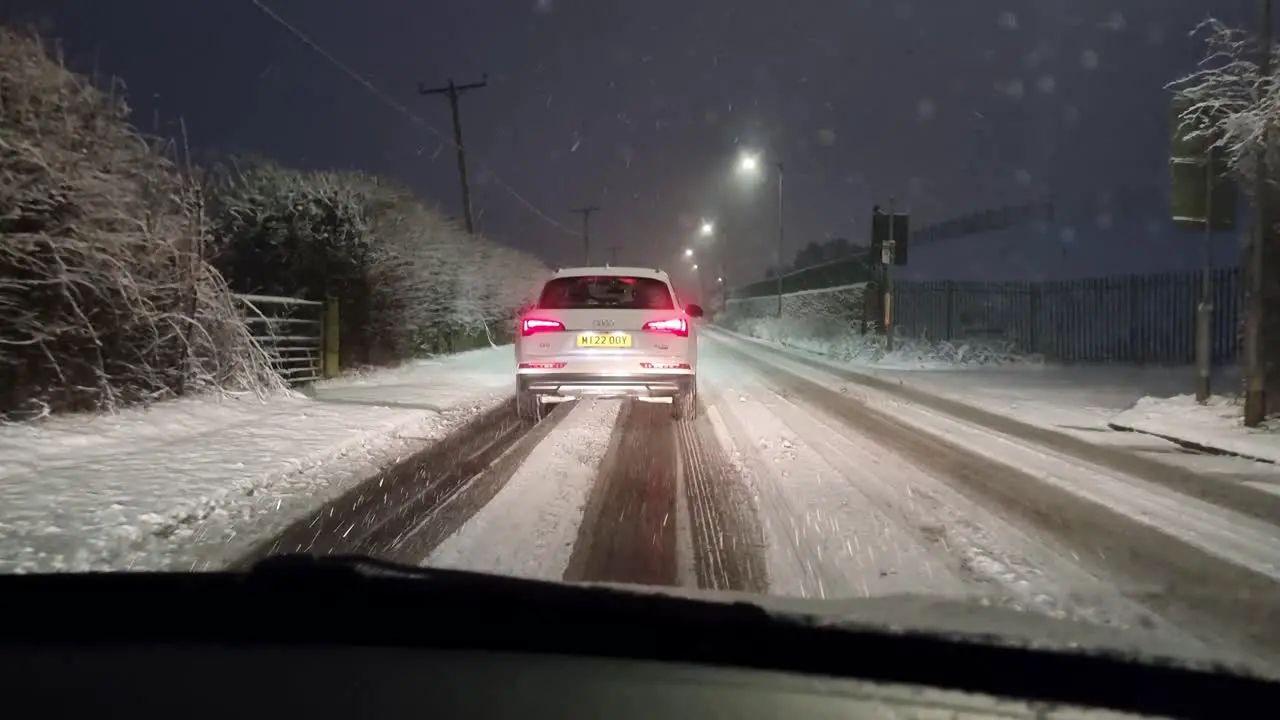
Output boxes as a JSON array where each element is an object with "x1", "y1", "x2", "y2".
[
  {"x1": 571, "y1": 206, "x2": 600, "y2": 264},
  {"x1": 418, "y1": 74, "x2": 489, "y2": 235}
]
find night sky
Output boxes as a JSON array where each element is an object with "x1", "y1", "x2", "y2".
[{"x1": 3, "y1": 0, "x2": 1262, "y2": 289}]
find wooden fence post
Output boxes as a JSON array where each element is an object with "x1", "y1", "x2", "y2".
[{"x1": 323, "y1": 297, "x2": 340, "y2": 379}]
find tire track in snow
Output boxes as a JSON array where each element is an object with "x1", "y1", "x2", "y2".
[
  {"x1": 233, "y1": 397, "x2": 559, "y2": 567},
  {"x1": 420, "y1": 399, "x2": 621, "y2": 580},
  {"x1": 564, "y1": 401, "x2": 679, "y2": 586},
  {"x1": 716, "y1": 338, "x2": 1280, "y2": 670},
  {"x1": 699, "y1": 353, "x2": 978, "y2": 602},
  {"x1": 676, "y1": 398, "x2": 769, "y2": 593},
  {"x1": 730, "y1": 359, "x2": 1180, "y2": 637}
]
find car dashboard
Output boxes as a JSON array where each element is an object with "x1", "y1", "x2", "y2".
[{"x1": 6, "y1": 644, "x2": 1157, "y2": 720}]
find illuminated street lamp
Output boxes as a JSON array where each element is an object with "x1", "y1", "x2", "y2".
[
  {"x1": 684, "y1": 248, "x2": 694, "y2": 258},
  {"x1": 734, "y1": 149, "x2": 784, "y2": 317},
  {"x1": 691, "y1": 263, "x2": 698, "y2": 270},
  {"x1": 699, "y1": 220, "x2": 714, "y2": 236}
]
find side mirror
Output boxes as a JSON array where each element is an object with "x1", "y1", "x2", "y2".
[{"x1": 684, "y1": 303, "x2": 705, "y2": 318}]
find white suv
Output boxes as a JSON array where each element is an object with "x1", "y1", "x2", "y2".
[{"x1": 515, "y1": 266, "x2": 703, "y2": 420}]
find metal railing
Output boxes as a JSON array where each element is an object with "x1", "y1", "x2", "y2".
[
  {"x1": 723, "y1": 268, "x2": 1245, "y2": 365},
  {"x1": 234, "y1": 294, "x2": 325, "y2": 385}
]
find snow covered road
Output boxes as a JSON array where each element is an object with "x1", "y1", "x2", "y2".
[
  {"x1": 12, "y1": 327, "x2": 1277, "y2": 675},
  {"x1": 289, "y1": 328, "x2": 1277, "y2": 676},
  {"x1": 697, "y1": 331, "x2": 1280, "y2": 668}
]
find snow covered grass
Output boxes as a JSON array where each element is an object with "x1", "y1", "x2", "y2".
[
  {"x1": 715, "y1": 308, "x2": 1262, "y2": 456},
  {"x1": 313, "y1": 344, "x2": 515, "y2": 410},
  {"x1": 865, "y1": 364, "x2": 1247, "y2": 440},
  {"x1": 1111, "y1": 395, "x2": 1280, "y2": 464},
  {"x1": 708, "y1": 327, "x2": 1270, "y2": 468},
  {"x1": 723, "y1": 314, "x2": 1038, "y2": 370},
  {"x1": 0, "y1": 345, "x2": 516, "y2": 573}
]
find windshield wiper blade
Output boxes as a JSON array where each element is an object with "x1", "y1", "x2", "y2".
[
  {"x1": 248, "y1": 553, "x2": 549, "y2": 590},
  {"x1": 251, "y1": 553, "x2": 431, "y2": 578}
]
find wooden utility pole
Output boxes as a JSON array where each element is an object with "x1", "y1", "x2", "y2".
[
  {"x1": 418, "y1": 74, "x2": 488, "y2": 235},
  {"x1": 571, "y1": 206, "x2": 599, "y2": 264},
  {"x1": 885, "y1": 197, "x2": 897, "y2": 353},
  {"x1": 1245, "y1": 0, "x2": 1272, "y2": 426},
  {"x1": 775, "y1": 162, "x2": 786, "y2": 317},
  {"x1": 1195, "y1": 142, "x2": 1216, "y2": 403}
]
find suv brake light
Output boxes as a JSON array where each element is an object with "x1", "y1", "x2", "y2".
[
  {"x1": 521, "y1": 318, "x2": 565, "y2": 336},
  {"x1": 642, "y1": 317, "x2": 688, "y2": 337}
]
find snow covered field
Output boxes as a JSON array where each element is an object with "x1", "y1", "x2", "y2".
[{"x1": 0, "y1": 346, "x2": 515, "y2": 573}]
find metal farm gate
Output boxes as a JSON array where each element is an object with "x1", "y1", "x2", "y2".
[{"x1": 234, "y1": 294, "x2": 325, "y2": 385}]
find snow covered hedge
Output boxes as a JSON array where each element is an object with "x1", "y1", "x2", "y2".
[
  {"x1": 205, "y1": 160, "x2": 549, "y2": 366},
  {"x1": 0, "y1": 28, "x2": 281, "y2": 420},
  {"x1": 0, "y1": 25, "x2": 547, "y2": 420},
  {"x1": 723, "y1": 285, "x2": 871, "y2": 342}
]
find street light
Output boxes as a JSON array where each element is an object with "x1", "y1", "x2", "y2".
[
  {"x1": 684, "y1": 248, "x2": 694, "y2": 257},
  {"x1": 736, "y1": 149, "x2": 784, "y2": 317},
  {"x1": 691, "y1": 263, "x2": 698, "y2": 270},
  {"x1": 699, "y1": 220, "x2": 714, "y2": 236}
]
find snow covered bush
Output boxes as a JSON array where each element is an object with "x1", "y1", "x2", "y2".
[
  {"x1": 206, "y1": 160, "x2": 547, "y2": 365},
  {"x1": 356, "y1": 178, "x2": 548, "y2": 355},
  {"x1": 722, "y1": 284, "x2": 871, "y2": 342},
  {"x1": 0, "y1": 28, "x2": 280, "y2": 420},
  {"x1": 721, "y1": 284, "x2": 1034, "y2": 368}
]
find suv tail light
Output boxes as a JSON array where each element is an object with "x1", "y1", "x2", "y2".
[
  {"x1": 642, "y1": 317, "x2": 689, "y2": 337},
  {"x1": 521, "y1": 318, "x2": 565, "y2": 336}
]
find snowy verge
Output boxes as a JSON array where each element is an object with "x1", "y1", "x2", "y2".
[
  {"x1": 0, "y1": 346, "x2": 516, "y2": 573},
  {"x1": 717, "y1": 316, "x2": 1039, "y2": 369},
  {"x1": 708, "y1": 326, "x2": 1244, "y2": 445},
  {"x1": 1110, "y1": 395, "x2": 1280, "y2": 465}
]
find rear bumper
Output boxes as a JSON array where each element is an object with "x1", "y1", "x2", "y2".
[{"x1": 517, "y1": 370, "x2": 694, "y2": 398}]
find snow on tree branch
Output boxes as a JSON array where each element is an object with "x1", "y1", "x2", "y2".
[{"x1": 1168, "y1": 18, "x2": 1280, "y2": 184}]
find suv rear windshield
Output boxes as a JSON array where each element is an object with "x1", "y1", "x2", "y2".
[{"x1": 538, "y1": 276, "x2": 675, "y2": 310}]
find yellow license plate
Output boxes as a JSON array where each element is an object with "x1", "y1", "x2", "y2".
[{"x1": 577, "y1": 333, "x2": 632, "y2": 348}]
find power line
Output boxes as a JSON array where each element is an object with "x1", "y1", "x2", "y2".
[{"x1": 246, "y1": 0, "x2": 579, "y2": 238}]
